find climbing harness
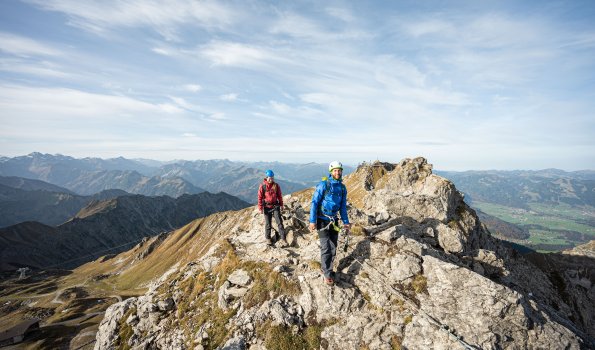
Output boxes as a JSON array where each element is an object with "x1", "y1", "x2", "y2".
[{"x1": 320, "y1": 214, "x2": 342, "y2": 232}]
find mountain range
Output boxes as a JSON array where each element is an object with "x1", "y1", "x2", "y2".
[
  {"x1": 0, "y1": 191, "x2": 249, "y2": 271},
  {"x1": 0, "y1": 153, "x2": 353, "y2": 203},
  {"x1": 0, "y1": 177, "x2": 129, "y2": 227},
  {"x1": 436, "y1": 169, "x2": 595, "y2": 208},
  {"x1": 1, "y1": 153, "x2": 593, "y2": 253}
]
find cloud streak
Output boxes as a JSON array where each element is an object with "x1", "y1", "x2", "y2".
[
  {"x1": 25, "y1": 0, "x2": 239, "y2": 37},
  {"x1": 0, "y1": 32, "x2": 62, "y2": 56}
]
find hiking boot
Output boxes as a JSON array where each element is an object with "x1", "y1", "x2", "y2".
[
  {"x1": 265, "y1": 238, "x2": 273, "y2": 246},
  {"x1": 278, "y1": 238, "x2": 289, "y2": 248},
  {"x1": 324, "y1": 276, "x2": 334, "y2": 285},
  {"x1": 331, "y1": 271, "x2": 339, "y2": 282}
]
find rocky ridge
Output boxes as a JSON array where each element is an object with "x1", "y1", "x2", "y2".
[
  {"x1": 0, "y1": 179, "x2": 128, "y2": 227},
  {"x1": 0, "y1": 192, "x2": 250, "y2": 271},
  {"x1": 94, "y1": 158, "x2": 594, "y2": 349}
]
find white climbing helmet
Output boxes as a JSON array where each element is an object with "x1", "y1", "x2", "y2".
[{"x1": 328, "y1": 160, "x2": 343, "y2": 172}]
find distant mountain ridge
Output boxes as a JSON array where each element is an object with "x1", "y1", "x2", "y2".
[
  {"x1": 1, "y1": 152, "x2": 156, "y2": 176},
  {"x1": 0, "y1": 153, "x2": 354, "y2": 203},
  {"x1": 0, "y1": 153, "x2": 205, "y2": 197},
  {"x1": 62, "y1": 170, "x2": 205, "y2": 196},
  {"x1": 0, "y1": 175, "x2": 74, "y2": 193},
  {"x1": 437, "y1": 169, "x2": 595, "y2": 208},
  {"x1": 0, "y1": 180, "x2": 128, "y2": 227},
  {"x1": 156, "y1": 160, "x2": 317, "y2": 203},
  {"x1": 0, "y1": 191, "x2": 250, "y2": 271}
]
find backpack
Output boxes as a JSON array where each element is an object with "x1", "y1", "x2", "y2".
[
  {"x1": 260, "y1": 182, "x2": 278, "y2": 206},
  {"x1": 317, "y1": 177, "x2": 346, "y2": 217}
]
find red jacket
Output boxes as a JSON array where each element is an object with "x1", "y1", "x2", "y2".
[{"x1": 258, "y1": 179, "x2": 283, "y2": 211}]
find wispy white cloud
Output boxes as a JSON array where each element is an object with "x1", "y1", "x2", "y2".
[
  {"x1": 152, "y1": 47, "x2": 173, "y2": 56},
  {"x1": 200, "y1": 41, "x2": 284, "y2": 67},
  {"x1": 157, "y1": 103, "x2": 184, "y2": 114},
  {"x1": 0, "y1": 32, "x2": 62, "y2": 56},
  {"x1": 0, "y1": 58, "x2": 71, "y2": 78},
  {"x1": 561, "y1": 32, "x2": 595, "y2": 49},
  {"x1": 404, "y1": 19, "x2": 456, "y2": 38},
  {"x1": 270, "y1": 13, "x2": 328, "y2": 40},
  {"x1": 397, "y1": 13, "x2": 570, "y2": 89},
  {"x1": 220, "y1": 93, "x2": 238, "y2": 102},
  {"x1": 183, "y1": 84, "x2": 202, "y2": 92},
  {"x1": 25, "y1": 0, "x2": 239, "y2": 39},
  {"x1": 325, "y1": 7, "x2": 356, "y2": 23},
  {"x1": 208, "y1": 112, "x2": 225, "y2": 121},
  {"x1": 269, "y1": 101, "x2": 291, "y2": 114},
  {"x1": 270, "y1": 12, "x2": 371, "y2": 42},
  {"x1": 168, "y1": 96, "x2": 193, "y2": 110},
  {"x1": 0, "y1": 84, "x2": 181, "y2": 119}
]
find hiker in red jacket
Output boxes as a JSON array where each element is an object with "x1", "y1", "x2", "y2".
[{"x1": 258, "y1": 170, "x2": 288, "y2": 247}]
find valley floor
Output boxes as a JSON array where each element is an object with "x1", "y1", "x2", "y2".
[{"x1": 472, "y1": 201, "x2": 595, "y2": 252}]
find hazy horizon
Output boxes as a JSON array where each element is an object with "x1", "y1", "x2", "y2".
[{"x1": 1, "y1": 151, "x2": 593, "y2": 173}]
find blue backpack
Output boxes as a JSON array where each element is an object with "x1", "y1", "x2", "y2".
[{"x1": 318, "y1": 177, "x2": 346, "y2": 218}]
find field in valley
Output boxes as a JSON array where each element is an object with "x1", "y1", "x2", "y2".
[{"x1": 472, "y1": 201, "x2": 595, "y2": 252}]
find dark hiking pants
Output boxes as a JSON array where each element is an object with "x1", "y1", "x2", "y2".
[
  {"x1": 317, "y1": 218, "x2": 340, "y2": 279},
  {"x1": 264, "y1": 206, "x2": 286, "y2": 240}
]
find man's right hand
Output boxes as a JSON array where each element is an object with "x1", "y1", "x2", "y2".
[{"x1": 309, "y1": 223, "x2": 316, "y2": 232}]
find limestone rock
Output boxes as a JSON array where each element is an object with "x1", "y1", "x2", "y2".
[
  {"x1": 226, "y1": 286, "x2": 250, "y2": 298},
  {"x1": 403, "y1": 255, "x2": 583, "y2": 350},
  {"x1": 390, "y1": 254, "x2": 422, "y2": 283},
  {"x1": 228, "y1": 269, "x2": 251, "y2": 287},
  {"x1": 94, "y1": 298, "x2": 136, "y2": 350},
  {"x1": 436, "y1": 222, "x2": 465, "y2": 253},
  {"x1": 220, "y1": 335, "x2": 246, "y2": 350},
  {"x1": 218, "y1": 280, "x2": 232, "y2": 310},
  {"x1": 363, "y1": 158, "x2": 463, "y2": 223},
  {"x1": 157, "y1": 298, "x2": 175, "y2": 312}
]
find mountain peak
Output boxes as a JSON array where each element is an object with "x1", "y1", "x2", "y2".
[{"x1": 94, "y1": 157, "x2": 594, "y2": 349}]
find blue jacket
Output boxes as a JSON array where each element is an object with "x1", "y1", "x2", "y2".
[{"x1": 309, "y1": 177, "x2": 350, "y2": 224}]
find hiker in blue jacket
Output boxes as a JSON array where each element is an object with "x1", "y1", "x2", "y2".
[{"x1": 309, "y1": 161, "x2": 351, "y2": 285}]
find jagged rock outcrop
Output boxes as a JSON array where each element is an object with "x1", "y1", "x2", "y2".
[{"x1": 94, "y1": 158, "x2": 594, "y2": 349}]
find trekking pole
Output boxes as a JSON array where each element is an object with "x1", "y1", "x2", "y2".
[{"x1": 342, "y1": 227, "x2": 350, "y2": 252}]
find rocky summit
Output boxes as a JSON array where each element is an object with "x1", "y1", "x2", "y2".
[{"x1": 94, "y1": 158, "x2": 594, "y2": 349}]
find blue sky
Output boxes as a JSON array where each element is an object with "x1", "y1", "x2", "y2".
[{"x1": 0, "y1": 0, "x2": 594, "y2": 170}]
